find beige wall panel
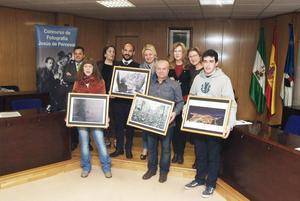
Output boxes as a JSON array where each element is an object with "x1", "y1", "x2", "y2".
[
  {"x1": 15, "y1": 9, "x2": 55, "y2": 91},
  {"x1": 74, "y1": 17, "x2": 106, "y2": 62},
  {"x1": 0, "y1": 7, "x2": 17, "y2": 87},
  {"x1": 236, "y1": 20, "x2": 261, "y2": 120},
  {"x1": 55, "y1": 13, "x2": 74, "y2": 26}
]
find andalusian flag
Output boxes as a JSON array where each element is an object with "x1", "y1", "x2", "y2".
[
  {"x1": 280, "y1": 24, "x2": 294, "y2": 107},
  {"x1": 266, "y1": 27, "x2": 278, "y2": 116},
  {"x1": 250, "y1": 28, "x2": 266, "y2": 113}
]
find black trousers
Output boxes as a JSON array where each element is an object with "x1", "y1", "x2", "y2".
[
  {"x1": 112, "y1": 101, "x2": 134, "y2": 152},
  {"x1": 172, "y1": 114, "x2": 186, "y2": 156},
  {"x1": 194, "y1": 135, "x2": 222, "y2": 188}
]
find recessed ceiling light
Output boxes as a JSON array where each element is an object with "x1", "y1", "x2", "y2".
[
  {"x1": 96, "y1": 0, "x2": 135, "y2": 8},
  {"x1": 199, "y1": 0, "x2": 235, "y2": 6}
]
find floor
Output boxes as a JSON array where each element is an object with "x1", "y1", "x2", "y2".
[{"x1": 0, "y1": 166, "x2": 226, "y2": 201}]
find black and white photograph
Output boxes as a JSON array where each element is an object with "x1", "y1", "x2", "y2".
[
  {"x1": 110, "y1": 66, "x2": 151, "y2": 99},
  {"x1": 66, "y1": 93, "x2": 109, "y2": 128},
  {"x1": 181, "y1": 96, "x2": 232, "y2": 138},
  {"x1": 127, "y1": 94, "x2": 174, "y2": 136}
]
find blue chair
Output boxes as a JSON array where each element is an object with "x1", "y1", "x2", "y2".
[
  {"x1": 11, "y1": 98, "x2": 42, "y2": 110},
  {"x1": 284, "y1": 115, "x2": 300, "y2": 136}
]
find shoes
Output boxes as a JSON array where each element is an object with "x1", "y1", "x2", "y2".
[
  {"x1": 126, "y1": 150, "x2": 133, "y2": 159},
  {"x1": 177, "y1": 155, "x2": 184, "y2": 164},
  {"x1": 184, "y1": 180, "x2": 205, "y2": 190},
  {"x1": 104, "y1": 171, "x2": 112, "y2": 178},
  {"x1": 105, "y1": 138, "x2": 111, "y2": 148},
  {"x1": 192, "y1": 162, "x2": 197, "y2": 169},
  {"x1": 81, "y1": 170, "x2": 90, "y2": 178},
  {"x1": 142, "y1": 170, "x2": 156, "y2": 180},
  {"x1": 89, "y1": 143, "x2": 93, "y2": 151},
  {"x1": 71, "y1": 143, "x2": 78, "y2": 151},
  {"x1": 110, "y1": 150, "x2": 124, "y2": 157},
  {"x1": 201, "y1": 186, "x2": 215, "y2": 198},
  {"x1": 140, "y1": 154, "x2": 147, "y2": 160},
  {"x1": 171, "y1": 154, "x2": 178, "y2": 163},
  {"x1": 159, "y1": 173, "x2": 168, "y2": 183}
]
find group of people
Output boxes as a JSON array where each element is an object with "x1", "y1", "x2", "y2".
[{"x1": 62, "y1": 42, "x2": 237, "y2": 198}]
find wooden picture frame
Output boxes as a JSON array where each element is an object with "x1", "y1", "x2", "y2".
[
  {"x1": 168, "y1": 27, "x2": 192, "y2": 55},
  {"x1": 109, "y1": 66, "x2": 151, "y2": 99},
  {"x1": 66, "y1": 93, "x2": 109, "y2": 128},
  {"x1": 181, "y1": 95, "x2": 232, "y2": 138},
  {"x1": 127, "y1": 94, "x2": 174, "y2": 136}
]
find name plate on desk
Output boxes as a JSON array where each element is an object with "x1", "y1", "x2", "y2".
[{"x1": 0, "y1": 111, "x2": 21, "y2": 118}]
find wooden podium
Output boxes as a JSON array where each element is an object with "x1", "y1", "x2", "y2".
[{"x1": 0, "y1": 110, "x2": 71, "y2": 176}]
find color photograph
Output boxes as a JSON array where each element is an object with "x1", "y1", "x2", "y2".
[{"x1": 181, "y1": 96, "x2": 231, "y2": 138}]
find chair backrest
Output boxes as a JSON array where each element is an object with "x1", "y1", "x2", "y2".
[
  {"x1": 0, "y1": 85, "x2": 20, "y2": 92},
  {"x1": 284, "y1": 115, "x2": 300, "y2": 136},
  {"x1": 11, "y1": 98, "x2": 42, "y2": 110}
]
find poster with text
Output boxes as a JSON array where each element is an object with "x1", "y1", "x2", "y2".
[{"x1": 35, "y1": 25, "x2": 78, "y2": 111}]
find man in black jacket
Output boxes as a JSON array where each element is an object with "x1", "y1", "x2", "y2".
[
  {"x1": 63, "y1": 46, "x2": 85, "y2": 93},
  {"x1": 110, "y1": 43, "x2": 139, "y2": 159},
  {"x1": 63, "y1": 46, "x2": 85, "y2": 151}
]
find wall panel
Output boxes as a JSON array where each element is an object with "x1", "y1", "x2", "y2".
[
  {"x1": 0, "y1": 7, "x2": 17, "y2": 87},
  {"x1": 106, "y1": 19, "x2": 260, "y2": 120},
  {"x1": 15, "y1": 10, "x2": 55, "y2": 91},
  {"x1": 74, "y1": 17, "x2": 106, "y2": 62}
]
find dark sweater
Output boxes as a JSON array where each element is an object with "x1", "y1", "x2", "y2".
[
  {"x1": 97, "y1": 61, "x2": 115, "y2": 94},
  {"x1": 168, "y1": 66, "x2": 191, "y2": 98}
]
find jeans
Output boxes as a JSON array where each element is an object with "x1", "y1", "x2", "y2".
[
  {"x1": 194, "y1": 135, "x2": 222, "y2": 188},
  {"x1": 147, "y1": 126, "x2": 174, "y2": 174},
  {"x1": 142, "y1": 131, "x2": 148, "y2": 150},
  {"x1": 78, "y1": 127, "x2": 111, "y2": 173}
]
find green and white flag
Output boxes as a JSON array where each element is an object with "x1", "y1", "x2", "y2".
[{"x1": 249, "y1": 28, "x2": 266, "y2": 113}]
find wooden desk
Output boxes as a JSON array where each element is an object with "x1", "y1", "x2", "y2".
[
  {"x1": 0, "y1": 91, "x2": 49, "y2": 111},
  {"x1": 0, "y1": 110, "x2": 71, "y2": 176},
  {"x1": 221, "y1": 124, "x2": 300, "y2": 201}
]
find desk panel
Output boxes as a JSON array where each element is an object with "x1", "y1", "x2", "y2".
[
  {"x1": 0, "y1": 110, "x2": 70, "y2": 175},
  {"x1": 221, "y1": 125, "x2": 300, "y2": 201}
]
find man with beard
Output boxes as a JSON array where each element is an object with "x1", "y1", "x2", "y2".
[{"x1": 110, "y1": 43, "x2": 140, "y2": 159}]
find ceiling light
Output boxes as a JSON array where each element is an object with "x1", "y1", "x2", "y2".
[
  {"x1": 199, "y1": 0, "x2": 235, "y2": 6},
  {"x1": 96, "y1": 0, "x2": 135, "y2": 8}
]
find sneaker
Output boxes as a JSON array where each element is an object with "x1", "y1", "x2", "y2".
[
  {"x1": 104, "y1": 171, "x2": 112, "y2": 178},
  {"x1": 81, "y1": 170, "x2": 90, "y2": 178},
  {"x1": 201, "y1": 186, "x2": 215, "y2": 198},
  {"x1": 184, "y1": 180, "x2": 204, "y2": 190},
  {"x1": 142, "y1": 170, "x2": 156, "y2": 180}
]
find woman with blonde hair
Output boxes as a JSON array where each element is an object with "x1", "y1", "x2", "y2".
[
  {"x1": 139, "y1": 44, "x2": 158, "y2": 160},
  {"x1": 140, "y1": 44, "x2": 157, "y2": 74},
  {"x1": 168, "y1": 42, "x2": 191, "y2": 164}
]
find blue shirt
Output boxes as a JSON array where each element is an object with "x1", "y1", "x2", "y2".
[{"x1": 149, "y1": 76, "x2": 184, "y2": 117}]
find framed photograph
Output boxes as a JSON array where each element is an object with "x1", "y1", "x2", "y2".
[
  {"x1": 109, "y1": 66, "x2": 151, "y2": 99},
  {"x1": 168, "y1": 27, "x2": 192, "y2": 55},
  {"x1": 127, "y1": 94, "x2": 174, "y2": 136},
  {"x1": 66, "y1": 93, "x2": 109, "y2": 128},
  {"x1": 181, "y1": 96, "x2": 232, "y2": 138}
]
